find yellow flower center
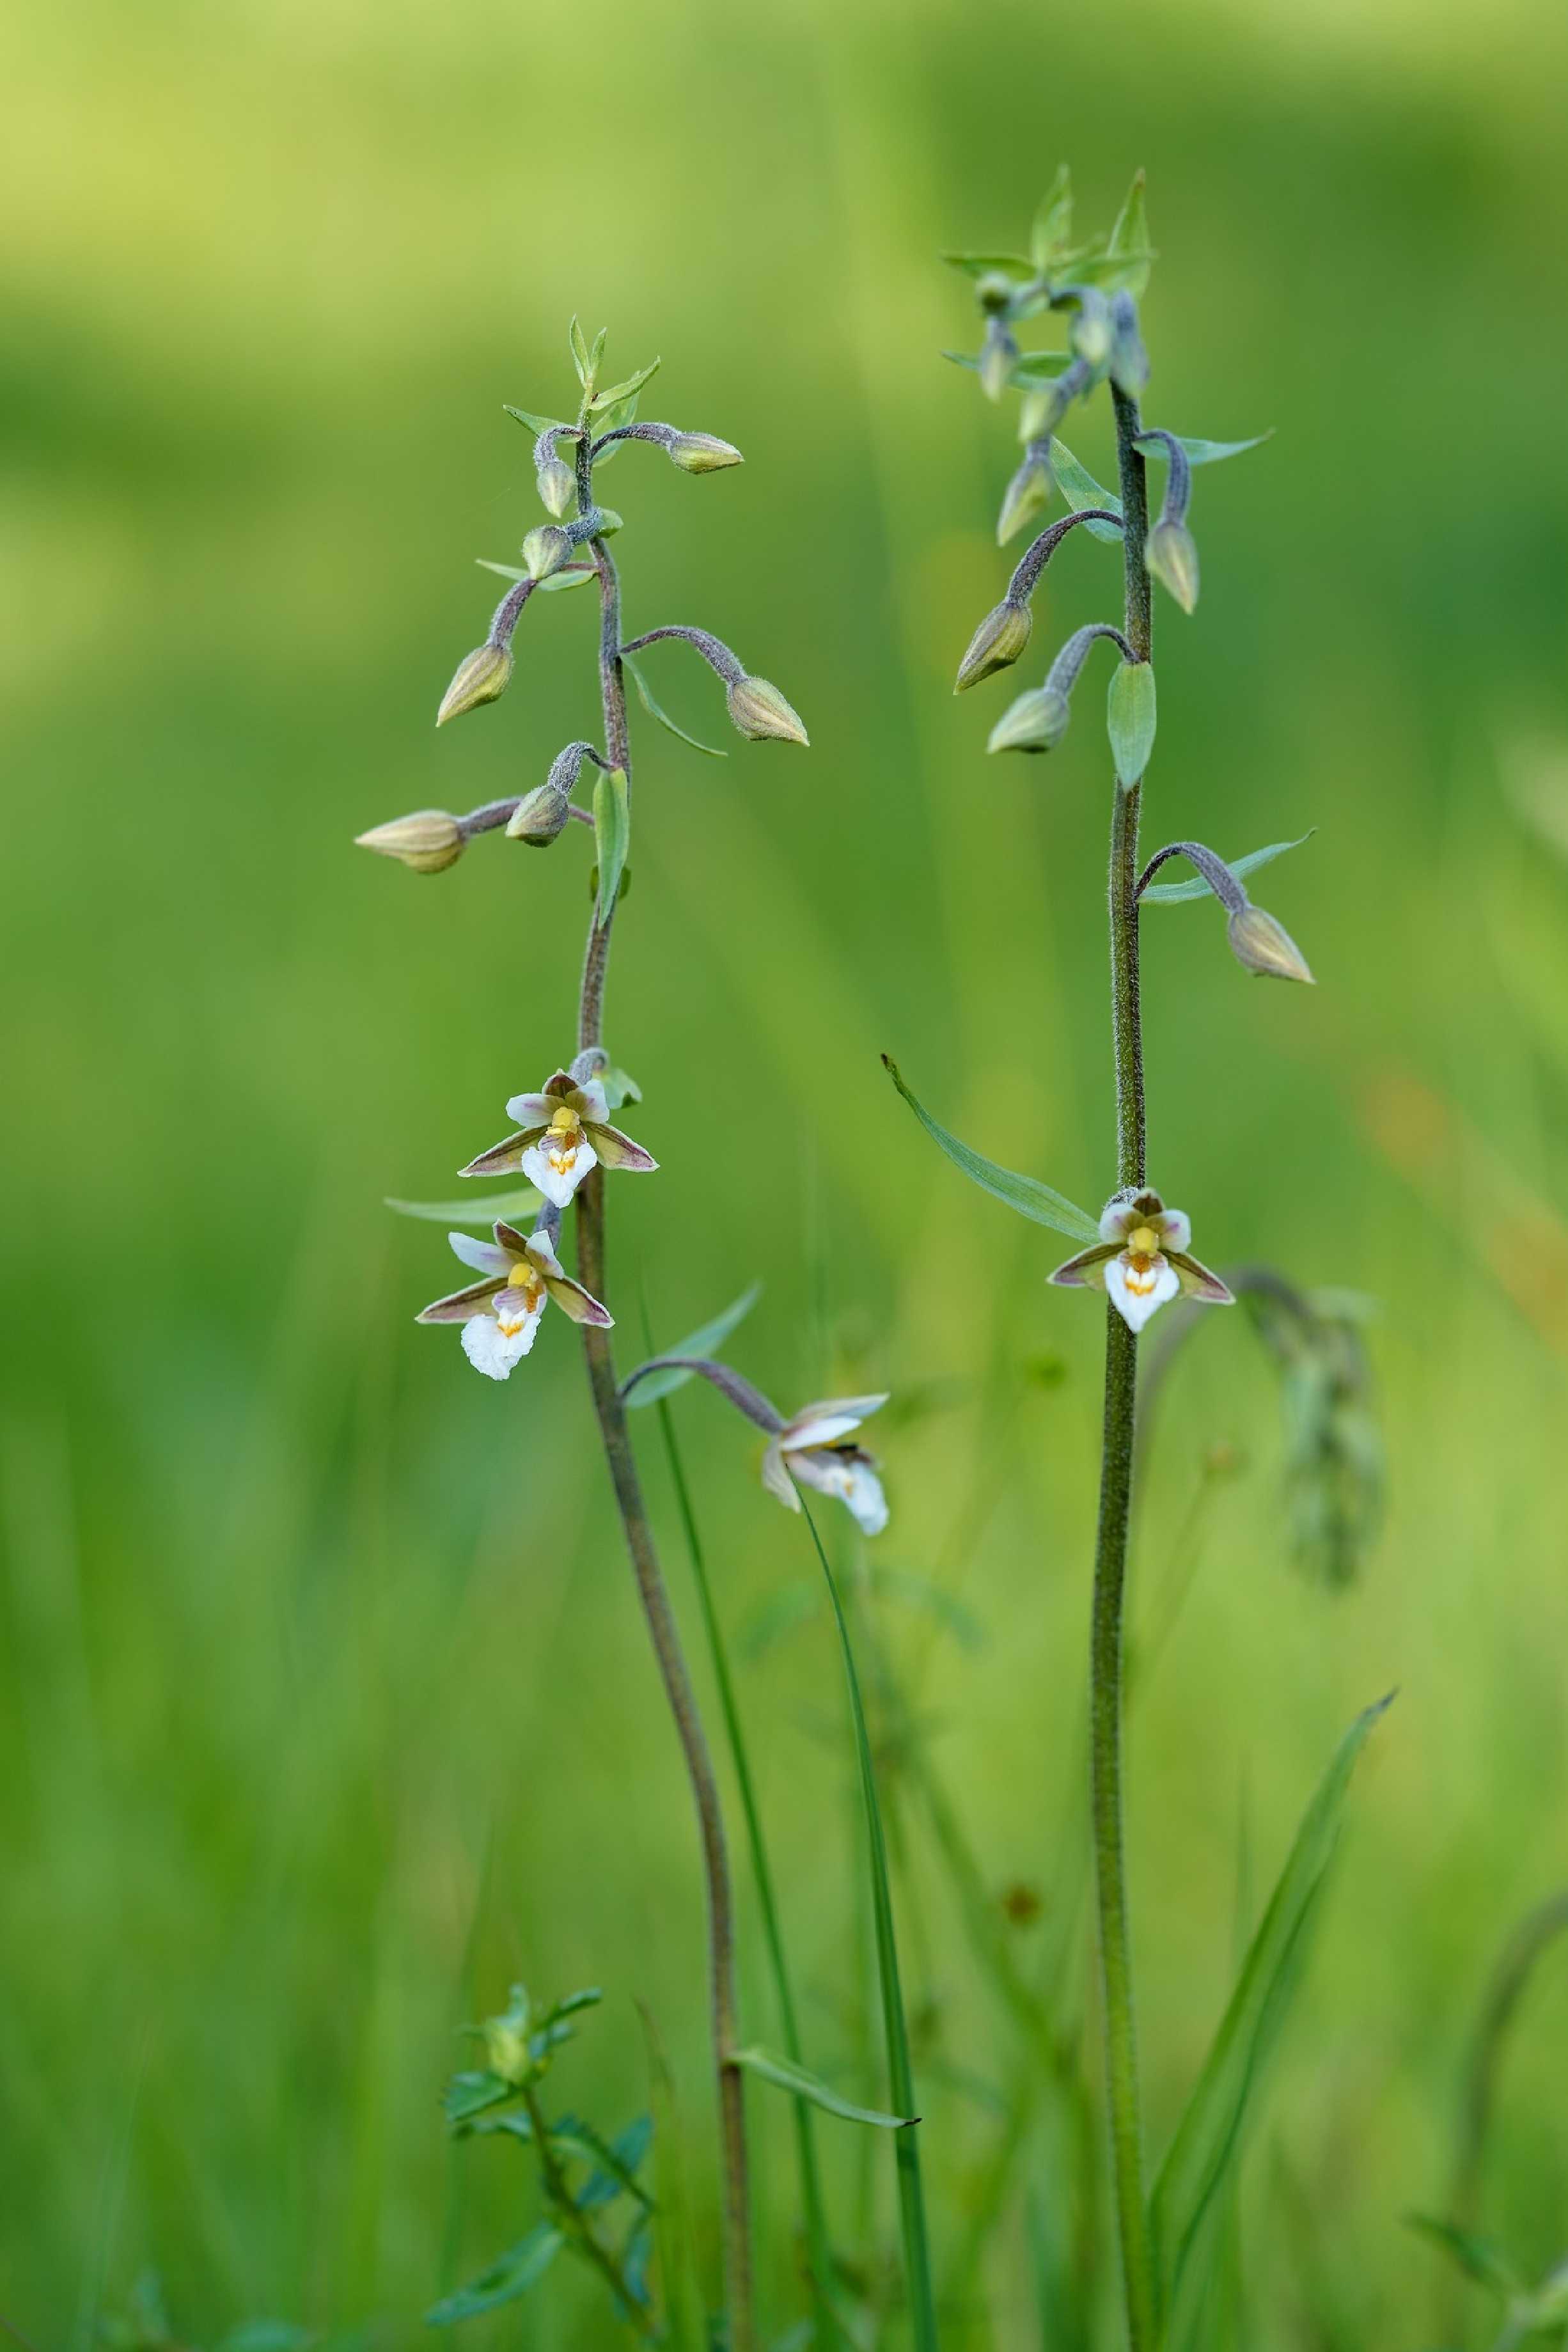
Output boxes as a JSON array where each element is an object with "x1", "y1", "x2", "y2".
[
  {"x1": 1127, "y1": 1224, "x2": 1161, "y2": 1258},
  {"x1": 496, "y1": 1265, "x2": 544, "y2": 1335},
  {"x1": 544, "y1": 1106, "x2": 584, "y2": 1175}
]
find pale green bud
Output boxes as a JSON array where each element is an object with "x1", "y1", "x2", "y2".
[
  {"x1": 505, "y1": 785, "x2": 571, "y2": 846},
  {"x1": 954, "y1": 599, "x2": 1032, "y2": 693},
  {"x1": 482, "y1": 1987, "x2": 539, "y2": 2087},
  {"x1": 435, "y1": 641, "x2": 512, "y2": 726},
  {"x1": 522, "y1": 524, "x2": 572, "y2": 581},
  {"x1": 997, "y1": 452, "x2": 1051, "y2": 546},
  {"x1": 1070, "y1": 297, "x2": 1113, "y2": 372},
  {"x1": 668, "y1": 432, "x2": 744, "y2": 473},
  {"x1": 354, "y1": 808, "x2": 464, "y2": 873},
  {"x1": 978, "y1": 317, "x2": 1017, "y2": 404},
  {"x1": 536, "y1": 458, "x2": 575, "y2": 517},
  {"x1": 1145, "y1": 519, "x2": 1200, "y2": 614},
  {"x1": 987, "y1": 687, "x2": 1070, "y2": 755},
  {"x1": 1227, "y1": 904, "x2": 1315, "y2": 984},
  {"x1": 726, "y1": 675, "x2": 810, "y2": 745}
]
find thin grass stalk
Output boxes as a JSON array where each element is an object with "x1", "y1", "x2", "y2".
[
  {"x1": 794, "y1": 1486, "x2": 939, "y2": 2351},
  {"x1": 648, "y1": 1363, "x2": 842, "y2": 2348}
]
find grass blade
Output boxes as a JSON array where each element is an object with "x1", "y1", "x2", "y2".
[
  {"x1": 1152, "y1": 1695, "x2": 1393, "y2": 2332},
  {"x1": 645, "y1": 1310, "x2": 843, "y2": 2349},
  {"x1": 794, "y1": 1487, "x2": 939, "y2": 2352}
]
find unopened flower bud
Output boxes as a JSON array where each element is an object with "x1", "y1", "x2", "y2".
[
  {"x1": 997, "y1": 450, "x2": 1051, "y2": 545},
  {"x1": 536, "y1": 457, "x2": 575, "y2": 517},
  {"x1": 1145, "y1": 519, "x2": 1200, "y2": 615},
  {"x1": 522, "y1": 524, "x2": 572, "y2": 581},
  {"x1": 354, "y1": 809, "x2": 464, "y2": 874},
  {"x1": 987, "y1": 686, "x2": 1070, "y2": 754},
  {"x1": 726, "y1": 675, "x2": 810, "y2": 745},
  {"x1": 482, "y1": 1990, "x2": 537, "y2": 2087},
  {"x1": 505, "y1": 785, "x2": 572, "y2": 846},
  {"x1": 436, "y1": 642, "x2": 513, "y2": 726},
  {"x1": 1070, "y1": 294, "x2": 1113, "y2": 372},
  {"x1": 954, "y1": 599, "x2": 1032, "y2": 693},
  {"x1": 668, "y1": 432, "x2": 744, "y2": 474},
  {"x1": 979, "y1": 317, "x2": 1018, "y2": 404},
  {"x1": 1227, "y1": 904, "x2": 1315, "y2": 984}
]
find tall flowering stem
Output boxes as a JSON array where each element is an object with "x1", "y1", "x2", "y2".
[
  {"x1": 567, "y1": 429, "x2": 754, "y2": 2345},
  {"x1": 1090, "y1": 380, "x2": 1159, "y2": 2350}
]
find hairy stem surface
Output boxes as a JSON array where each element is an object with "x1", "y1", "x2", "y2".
[
  {"x1": 570, "y1": 425, "x2": 753, "y2": 2348},
  {"x1": 1088, "y1": 384, "x2": 1159, "y2": 2351}
]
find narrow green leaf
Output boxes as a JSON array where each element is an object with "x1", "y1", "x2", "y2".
[
  {"x1": 441, "y1": 2068, "x2": 516, "y2": 2126},
  {"x1": 589, "y1": 357, "x2": 661, "y2": 416},
  {"x1": 1405, "y1": 2215, "x2": 1521, "y2": 2299},
  {"x1": 941, "y1": 348, "x2": 1073, "y2": 390},
  {"x1": 593, "y1": 764, "x2": 629, "y2": 927},
  {"x1": 1152, "y1": 1695, "x2": 1393, "y2": 2318},
  {"x1": 1107, "y1": 660, "x2": 1157, "y2": 788},
  {"x1": 623, "y1": 652, "x2": 727, "y2": 758},
  {"x1": 1138, "y1": 430, "x2": 1274, "y2": 467},
  {"x1": 1141, "y1": 833, "x2": 1315, "y2": 906},
  {"x1": 568, "y1": 315, "x2": 592, "y2": 387},
  {"x1": 1031, "y1": 165, "x2": 1074, "y2": 268},
  {"x1": 535, "y1": 1986, "x2": 603, "y2": 2030},
  {"x1": 551, "y1": 2111, "x2": 653, "y2": 2209},
  {"x1": 427, "y1": 2221, "x2": 564, "y2": 2323},
  {"x1": 1101, "y1": 169, "x2": 1154, "y2": 295},
  {"x1": 940, "y1": 250, "x2": 1035, "y2": 281},
  {"x1": 590, "y1": 390, "x2": 640, "y2": 452},
  {"x1": 882, "y1": 1057, "x2": 1101, "y2": 1243},
  {"x1": 732, "y1": 2045, "x2": 915, "y2": 2131},
  {"x1": 476, "y1": 557, "x2": 595, "y2": 593},
  {"x1": 1049, "y1": 441, "x2": 1124, "y2": 540},
  {"x1": 386, "y1": 1188, "x2": 543, "y2": 1227},
  {"x1": 623, "y1": 1283, "x2": 763, "y2": 1409},
  {"x1": 503, "y1": 404, "x2": 575, "y2": 436}
]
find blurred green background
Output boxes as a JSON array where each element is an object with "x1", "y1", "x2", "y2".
[{"x1": 5, "y1": 0, "x2": 1568, "y2": 2341}]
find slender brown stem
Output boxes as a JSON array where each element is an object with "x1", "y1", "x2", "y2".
[
  {"x1": 1087, "y1": 384, "x2": 1159, "y2": 2351},
  {"x1": 567, "y1": 430, "x2": 753, "y2": 2349}
]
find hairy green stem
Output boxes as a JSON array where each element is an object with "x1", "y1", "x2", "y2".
[
  {"x1": 1088, "y1": 384, "x2": 1159, "y2": 2352},
  {"x1": 570, "y1": 430, "x2": 753, "y2": 2349}
]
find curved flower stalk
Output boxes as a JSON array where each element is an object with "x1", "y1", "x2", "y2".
[{"x1": 356, "y1": 318, "x2": 810, "y2": 2352}]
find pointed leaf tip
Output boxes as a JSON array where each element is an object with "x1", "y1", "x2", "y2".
[{"x1": 882, "y1": 1057, "x2": 1100, "y2": 1243}]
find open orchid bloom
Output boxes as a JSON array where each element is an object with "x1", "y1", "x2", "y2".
[
  {"x1": 761, "y1": 1395, "x2": 891, "y2": 1535},
  {"x1": 460, "y1": 1052, "x2": 657, "y2": 1209},
  {"x1": 417, "y1": 1219, "x2": 611, "y2": 1379},
  {"x1": 1049, "y1": 1189, "x2": 1233, "y2": 1335}
]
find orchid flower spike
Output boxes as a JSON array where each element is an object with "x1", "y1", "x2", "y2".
[
  {"x1": 417, "y1": 1219, "x2": 611, "y2": 1380},
  {"x1": 461, "y1": 1051, "x2": 657, "y2": 1208},
  {"x1": 1049, "y1": 1190, "x2": 1233, "y2": 1334},
  {"x1": 762, "y1": 1395, "x2": 891, "y2": 1535}
]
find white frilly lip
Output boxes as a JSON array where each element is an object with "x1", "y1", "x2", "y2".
[
  {"x1": 461, "y1": 1305, "x2": 543, "y2": 1379},
  {"x1": 1105, "y1": 1253, "x2": 1180, "y2": 1333},
  {"x1": 521, "y1": 1133, "x2": 598, "y2": 1207}
]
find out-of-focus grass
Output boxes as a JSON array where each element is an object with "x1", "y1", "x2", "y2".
[{"x1": 3, "y1": 0, "x2": 1568, "y2": 2342}]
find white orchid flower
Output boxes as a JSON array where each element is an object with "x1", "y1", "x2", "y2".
[
  {"x1": 1049, "y1": 1189, "x2": 1232, "y2": 1335},
  {"x1": 462, "y1": 1053, "x2": 656, "y2": 1210},
  {"x1": 417, "y1": 1219, "x2": 611, "y2": 1380},
  {"x1": 760, "y1": 1395, "x2": 891, "y2": 1535}
]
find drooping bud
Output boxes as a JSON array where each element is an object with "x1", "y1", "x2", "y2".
[
  {"x1": 726, "y1": 676, "x2": 810, "y2": 745},
  {"x1": 668, "y1": 432, "x2": 744, "y2": 473},
  {"x1": 1145, "y1": 519, "x2": 1200, "y2": 614},
  {"x1": 987, "y1": 686, "x2": 1070, "y2": 754},
  {"x1": 1068, "y1": 290, "x2": 1113, "y2": 372},
  {"x1": 979, "y1": 316, "x2": 1019, "y2": 404},
  {"x1": 522, "y1": 524, "x2": 572, "y2": 581},
  {"x1": 505, "y1": 785, "x2": 572, "y2": 846},
  {"x1": 535, "y1": 457, "x2": 575, "y2": 517},
  {"x1": 954, "y1": 599, "x2": 1032, "y2": 693},
  {"x1": 997, "y1": 447, "x2": 1052, "y2": 545},
  {"x1": 1227, "y1": 904, "x2": 1315, "y2": 984},
  {"x1": 354, "y1": 809, "x2": 464, "y2": 874},
  {"x1": 436, "y1": 641, "x2": 513, "y2": 726}
]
